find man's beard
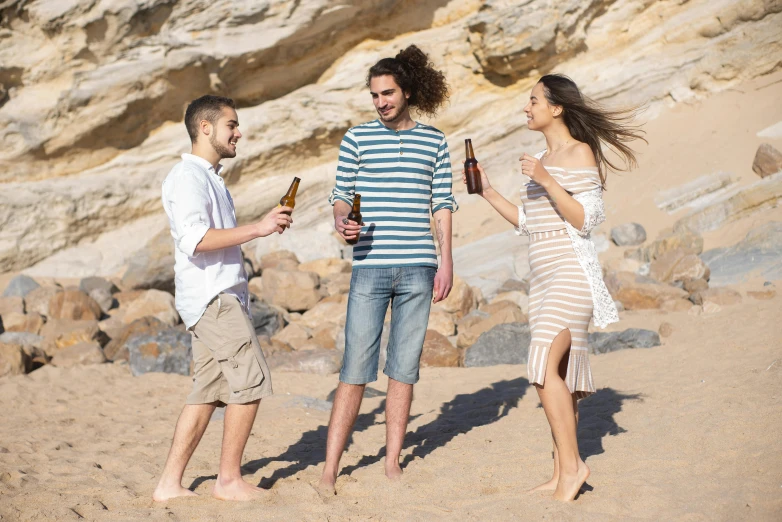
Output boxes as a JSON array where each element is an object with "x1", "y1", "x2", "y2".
[
  {"x1": 378, "y1": 98, "x2": 408, "y2": 123},
  {"x1": 210, "y1": 132, "x2": 236, "y2": 159}
]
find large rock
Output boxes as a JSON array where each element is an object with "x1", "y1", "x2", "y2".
[
  {"x1": 432, "y1": 275, "x2": 475, "y2": 319},
  {"x1": 0, "y1": 342, "x2": 29, "y2": 377},
  {"x1": 127, "y1": 329, "x2": 192, "y2": 377},
  {"x1": 121, "y1": 230, "x2": 175, "y2": 293},
  {"x1": 489, "y1": 291, "x2": 530, "y2": 315},
  {"x1": 298, "y1": 300, "x2": 347, "y2": 330},
  {"x1": 298, "y1": 258, "x2": 351, "y2": 279},
  {"x1": 89, "y1": 288, "x2": 116, "y2": 314},
  {"x1": 2, "y1": 275, "x2": 40, "y2": 298},
  {"x1": 260, "y1": 269, "x2": 321, "y2": 312},
  {"x1": 420, "y1": 330, "x2": 461, "y2": 368},
  {"x1": 1, "y1": 312, "x2": 45, "y2": 335},
  {"x1": 451, "y1": 230, "x2": 530, "y2": 299},
  {"x1": 260, "y1": 250, "x2": 301, "y2": 271},
  {"x1": 50, "y1": 341, "x2": 106, "y2": 368},
  {"x1": 320, "y1": 273, "x2": 352, "y2": 297},
  {"x1": 266, "y1": 349, "x2": 341, "y2": 375},
  {"x1": 79, "y1": 276, "x2": 119, "y2": 296},
  {"x1": 649, "y1": 249, "x2": 709, "y2": 283},
  {"x1": 121, "y1": 289, "x2": 179, "y2": 326},
  {"x1": 604, "y1": 271, "x2": 689, "y2": 310},
  {"x1": 0, "y1": 332, "x2": 45, "y2": 364},
  {"x1": 463, "y1": 322, "x2": 531, "y2": 367},
  {"x1": 690, "y1": 288, "x2": 742, "y2": 307},
  {"x1": 23, "y1": 286, "x2": 63, "y2": 317},
  {"x1": 701, "y1": 221, "x2": 782, "y2": 286},
  {"x1": 625, "y1": 227, "x2": 703, "y2": 263},
  {"x1": 40, "y1": 319, "x2": 108, "y2": 356},
  {"x1": 0, "y1": 296, "x2": 24, "y2": 316},
  {"x1": 272, "y1": 323, "x2": 311, "y2": 351},
  {"x1": 427, "y1": 311, "x2": 456, "y2": 337},
  {"x1": 102, "y1": 316, "x2": 167, "y2": 362},
  {"x1": 249, "y1": 229, "x2": 344, "y2": 266},
  {"x1": 588, "y1": 329, "x2": 661, "y2": 355},
  {"x1": 752, "y1": 143, "x2": 782, "y2": 178},
  {"x1": 457, "y1": 302, "x2": 526, "y2": 348},
  {"x1": 48, "y1": 290, "x2": 102, "y2": 321},
  {"x1": 311, "y1": 322, "x2": 339, "y2": 350},
  {"x1": 249, "y1": 294, "x2": 285, "y2": 338},
  {"x1": 654, "y1": 172, "x2": 735, "y2": 214},
  {"x1": 610, "y1": 223, "x2": 647, "y2": 246}
]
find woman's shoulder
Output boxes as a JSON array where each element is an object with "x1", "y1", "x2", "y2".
[{"x1": 562, "y1": 142, "x2": 597, "y2": 168}]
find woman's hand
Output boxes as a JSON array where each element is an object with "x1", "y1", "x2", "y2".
[
  {"x1": 520, "y1": 153, "x2": 554, "y2": 189},
  {"x1": 462, "y1": 163, "x2": 492, "y2": 196}
]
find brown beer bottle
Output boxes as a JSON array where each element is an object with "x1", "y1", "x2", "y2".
[
  {"x1": 279, "y1": 177, "x2": 300, "y2": 211},
  {"x1": 345, "y1": 194, "x2": 362, "y2": 245},
  {"x1": 464, "y1": 139, "x2": 482, "y2": 194}
]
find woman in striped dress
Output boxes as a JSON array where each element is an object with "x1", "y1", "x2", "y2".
[{"x1": 465, "y1": 74, "x2": 644, "y2": 501}]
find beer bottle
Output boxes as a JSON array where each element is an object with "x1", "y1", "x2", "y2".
[
  {"x1": 345, "y1": 194, "x2": 362, "y2": 245},
  {"x1": 278, "y1": 177, "x2": 300, "y2": 228},
  {"x1": 464, "y1": 139, "x2": 482, "y2": 194}
]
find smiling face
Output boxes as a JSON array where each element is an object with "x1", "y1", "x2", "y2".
[
  {"x1": 369, "y1": 74, "x2": 410, "y2": 123},
  {"x1": 205, "y1": 106, "x2": 242, "y2": 159},
  {"x1": 523, "y1": 82, "x2": 562, "y2": 131}
]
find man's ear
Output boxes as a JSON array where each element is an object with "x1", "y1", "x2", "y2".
[
  {"x1": 200, "y1": 119, "x2": 212, "y2": 136},
  {"x1": 404, "y1": 90, "x2": 411, "y2": 101}
]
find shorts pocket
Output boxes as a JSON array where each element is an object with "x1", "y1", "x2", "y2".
[{"x1": 214, "y1": 336, "x2": 263, "y2": 393}]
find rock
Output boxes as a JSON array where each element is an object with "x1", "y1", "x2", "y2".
[
  {"x1": 427, "y1": 311, "x2": 456, "y2": 337},
  {"x1": 248, "y1": 276, "x2": 263, "y2": 296},
  {"x1": 2, "y1": 275, "x2": 40, "y2": 298},
  {"x1": 625, "y1": 227, "x2": 703, "y2": 263},
  {"x1": 1, "y1": 312, "x2": 45, "y2": 334},
  {"x1": 102, "y1": 316, "x2": 167, "y2": 362},
  {"x1": 272, "y1": 323, "x2": 311, "y2": 351},
  {"x1": 457, "y1": 304, "x2": 526, "y2": 348},
  {"x1": 121, "y1": 230, "x2": 175, "y2": 293},
  {"x1": 683, "y1": 277, "x2": 709, "y2": 293},
  {"x1": 452, "y1": 230, "x2": 530, "y2": 299},
  {"x1": 671, "y1": 255, "x2": 710, "y2": 282},
  {"x1": 0, "y1": 342, "x2": 29, "y2": 377},
  {"x1": 298, "y1": 258, "x2": 351, "y2": 279},
  {"x1": 602, "y1": 257, "x2": 646, "y2": 275},
  {"x1": 489, "y1": 291, "x2": 529, "y2": 315},
  {"x1": 0, "y1": 332, "x2": 46, "y2": 363},
  {"x1": 588, "y1": 329, "x2": 661, "y2": 354},
  {"x1": 23, "y1": 286, "x2": 63, "y2": 317},
  {"x1": 89, "y1": 288, "x2": 116, "y2": 314},
  {"x1": 113, "y1": 290, "x2": 146, "y2": 308},
  {"x1": 250, "y1": 229, "x2": 344, "y2": 266},
  {"x1": 260, "y1": 250, "x2": 301, "y2": 271},
  {"x1": 320, "y1": 273, "x2": 352, "y2": 297},
  {"x1": 752, "y1": 143, "x2": 782, "y2": 178},
  {"x1": 50, "y1": 341, "x2": 106, "y2": 368},
  {"x1": 673, "y1": 172, "x2": 782, "y2": 233},
  {"x1": 690, "y1": 288, "x2": 742, "y2": 307},
  {"x1": 497, "y1": 278, "x2": 529, "y2": 295},
  {"x1": 127, "y1": 329, "x2": 192, "y2": 377},
  {"x1": 649, "y1": 249, "x2": 709, "y2": 283},
  {"x1": 249, "y1": 294, "x2": 285, "y2": 338},
  {"x1": 311, "y1": 323, "x2": 339, "y2": 350},
  {"x1": 654, "y1": 172, "x2": 735, "y2": 214},
  {"x1": 420, "y1": 330, "x2": 461, "y2": 367},
  {"x1": 0, "y1": 296, "x2": 25, "y2": 316},
  {"x1": 79, "y1": 276, "x2": 118, "y2": 296},
  {"x1": 702, "y1": 301, "x2": 722, "y2": 314},
  {"x1": 122, "y1": 289, "x2": 179, "y2": 326},
  {"x1": 660, "y1": 299, "x2": 693, "y2": 312},
  {"x1": 260, "y1": 269, "x2": 321, "y2": 312},
  {"x1": 604, "y1": 271, "x2": 689, "y2": 310},
  {"x1": 747, "y1": 289, "x2": 776, "y2": 300},
  {"x1": 463, "y1": 323, "x2": 531, "y2": 367},
  {"x1": 48, "y1": 290, "x2": 102, "y2": 321},
  {"x1": 610, "y1": 223, "x2": 647, "y2": 246},
  {"x1": 266, "y1": 349, "x2": 341, "y2": 375},
  {"x1": 757, "y1": 121, "x2": 782, "y2": 139},
  {"x1": 701, "y1": 221, "x2": 782, "y2": 286},
  {"x1": 41, "y1": 319, "x2": 108, "y2": 356},
  {"x1": 658, "y1": 322, "x2": 674, "y2": 338},
  {"x1": 431, "y1": 276, "x2": 475, "y2": 319},
  {"x1": 613, "y1": 300, "x2": 625, "y2": 312},
  {"x1": 298, "y1": 300, "x2": 347, "y2": 330}
]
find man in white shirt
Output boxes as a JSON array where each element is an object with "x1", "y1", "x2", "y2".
[{"x1": 152, "y1": 95, "x2": 292, "y2": 502}]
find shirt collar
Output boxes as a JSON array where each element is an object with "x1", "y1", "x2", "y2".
[{"x1": 181, "y1": 153, "x2": 223, "y2": 176}]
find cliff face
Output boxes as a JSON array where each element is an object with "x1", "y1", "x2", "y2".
[{"x1": 1, "y1": 0, "x2": 780, "y2": 274}]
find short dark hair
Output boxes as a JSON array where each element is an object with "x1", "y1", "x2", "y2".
[
  {"x1": 367, "y1": 45, "x2": 449, "y2": 118},
  {"x1": 184, "y1": 95, "x2": 236, "y2": 143}
]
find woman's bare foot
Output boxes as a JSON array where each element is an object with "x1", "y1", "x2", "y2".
[
  {"x1": 528, "y1": 476, "x2": 558, "y2": 492},
  {"x1": 312, "y1": 478, "x2": 336, "y2": 499},
  {"x1": 385, "y1": 463, "x2": 403, "y2": 481},
  {"x1": 212, "y1": 476, "x2": 267, "y2": 501},
  {"x1": 152, "y1": 483, "x2": 198, "y2": 502},
  {"x1": 553, "y1": 461, "x2": 590, "y2": 502}
]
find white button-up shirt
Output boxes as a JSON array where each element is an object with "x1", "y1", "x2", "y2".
[{"x1": 162, "y1": 153, "x2": 248, "y2": 328}]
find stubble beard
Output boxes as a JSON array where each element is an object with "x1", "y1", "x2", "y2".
[
  {"x1": 378, "y1": 98, "x2": 409, "y2": 123},
  {"x1": 210, "y1": 132, "x2": 236, "y2": 159}
]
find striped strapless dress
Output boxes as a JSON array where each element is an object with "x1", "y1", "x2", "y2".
[{"x1": 521, "y1": 165, "x2": 601, "y2": 399}]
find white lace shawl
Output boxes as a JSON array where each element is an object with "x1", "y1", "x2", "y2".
[{"x1": 515, "y1": 188, "x2": 619, "y2": 329}]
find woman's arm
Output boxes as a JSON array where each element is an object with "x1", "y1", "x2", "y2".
[{"x1": 464, "y1": 164, "x2": 522, "y2": 227}]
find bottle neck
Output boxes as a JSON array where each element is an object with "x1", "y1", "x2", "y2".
[
  {"x1": 351, "y1": 195, "x2": 361, "y2": 212},
  {"x1": 465, "y1": 140, "x2": 475, "y2": 159},
  {"x1": 285, "y1": 179, "x2": 300, "y2": 197}
]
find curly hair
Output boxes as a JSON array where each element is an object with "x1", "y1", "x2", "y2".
[
  {"x1": 184, "y1": 95, "x2": 235, "y2": 144},
  {"x1": 538, "y1": 74, "x2": 646, "y2": 187},
  {"x1": 366, "y1": 45, "x2": 449, "y2": 118}
]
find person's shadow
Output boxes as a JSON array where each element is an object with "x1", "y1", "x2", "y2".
[{"x1": 576, "y1": 388, "x2": 643, "y2": 460}]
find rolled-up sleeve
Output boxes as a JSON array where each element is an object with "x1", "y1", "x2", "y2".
[
  {"x1": 431, "y1": 137, "x2": 458, "y2": 214},
  {"x1": 329, "y1": 130, "x2": 359, "y2": 207},
  {"x1": 514, "y1": 204, "x2": 529, "y2": 236},
  {"x1": 166, "y1": 171, "x2": 211, "y2": 257}
]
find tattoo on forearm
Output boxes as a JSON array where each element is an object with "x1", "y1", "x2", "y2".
[{"x1": 436, "y1": 218, "x2": 445, "y2": 247}]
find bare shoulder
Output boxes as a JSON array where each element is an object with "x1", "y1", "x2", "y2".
[{"x1": 561, "y1": 142, "x2": 597, "y2": 168}]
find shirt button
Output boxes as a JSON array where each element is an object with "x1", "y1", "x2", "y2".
[
  {"x1": 399, "y1": 140, "x2": 403, "y2": 145},
  {"x1": 400, "y1": 151, "x2": 404, "y2": 155}
]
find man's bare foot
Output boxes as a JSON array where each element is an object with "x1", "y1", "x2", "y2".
[
  {"x1": 311, "y1": 479, "x2": 337, "y2": 500},
  {"x1": 528, "y1": 476, "x2": 558, "y2": 492},
  {"x1": 152, "y1": 483, "x2": 198, "y2": 502},
  {"x1": 212, "y1": 476, "x2": 267, "y2": 501},
  {"x1": 385, "y1": 463, "x2": 403, "y2": 481},
  {"x1": 553, "y1": 461, "x2": 590, "y2": 502}
]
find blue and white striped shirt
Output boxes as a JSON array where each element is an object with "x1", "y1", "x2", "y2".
[{"x1": 329, "y1": 120, "x2": 458, "y2": 268}]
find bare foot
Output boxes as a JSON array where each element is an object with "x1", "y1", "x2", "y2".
[
  {"x1": 385, "y1": 463, "x2": 403, "y2": 481},
  {"x1": 311, "y1": 479, "x2": 337, "y2": 500},
  {"x1": 553, "y1": 461, "x2": 590, "y2": 502},
  {"x1": 528, "y1": 476, "x2": 558, "y2": 492},
  {"x1": 212, "y1": 476, "x2": 267, "y2": 501},
  {"x1": 152, "y1": 483, "x2": 198, "y2": 502}
]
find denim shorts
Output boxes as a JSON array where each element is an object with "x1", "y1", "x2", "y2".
[{"x1": 340, "y1": 266, "x2": 436, "y2": 385}]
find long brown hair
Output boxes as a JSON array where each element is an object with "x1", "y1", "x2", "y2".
[
  {"x1": 539, "y1": 74, "x2": 646, "y2": 187},
  {"x1": 367, "y1": 45, "x2": 449, "y2": 118}
]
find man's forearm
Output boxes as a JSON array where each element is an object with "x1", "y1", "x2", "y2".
[
  {"x1": 433, "y1": 208, "x2": 453, "y2": 265},
  {"x1": 194, "y1": 224, "x2": 259, "y2": 253},
  {"x1": 333, "y1": 200, "x2": 352, "y2": 219}
]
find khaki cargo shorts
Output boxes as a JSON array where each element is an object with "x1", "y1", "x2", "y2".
[{"x1": 186, "y1": 293, "x2": 273, "y2": 405}]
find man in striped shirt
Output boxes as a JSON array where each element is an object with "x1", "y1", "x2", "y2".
[{"x1": 318, "y1": 45, "x2": 458, "y2": 494}]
